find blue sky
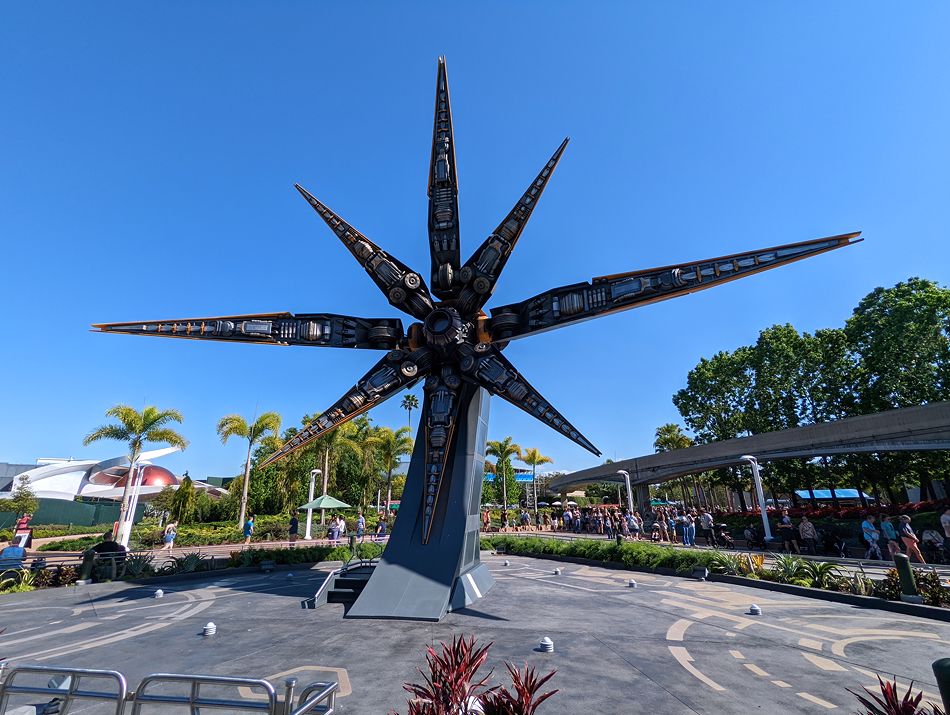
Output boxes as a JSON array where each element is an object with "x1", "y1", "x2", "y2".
[{"x1": 2, "y1": 3, "x2": 948, "y2": 480}]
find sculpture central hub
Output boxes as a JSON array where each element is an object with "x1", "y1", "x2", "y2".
[{"x1": 423, "y1": 307, "x2": 464, "y2": 347}]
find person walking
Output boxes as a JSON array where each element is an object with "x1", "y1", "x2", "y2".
[
  {"x1": 898, "y1": 515, "x2": 926, "y2": 563},
  {"x1": 880, "y1": 515, "x2": 901, "y2": 558},
  {"x1": 243, "y1": 515, "x2": 255, "y2": 546},
  {"x1": 798, "y1": 515, "x2": 818, "y2": 555},
  {"x1": 375, "y1": 516, "x2": 387, "y2": 541},
  {"x1": 288, "y1": 512, "x2": 299, "y2": 546},
  {"x1": 861, "y1": 514, "x2": 882, "y2": 560},
  {"x1": 356, "y1": 512, "x2": 366, "y2": 540},
  {"x1": 161, "y1": 521, "x2": 178, "y2": 551}
]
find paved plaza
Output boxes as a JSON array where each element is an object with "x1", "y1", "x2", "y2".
[{"x1": 1, "y1": 552, "x2": 948, "y2": 713}]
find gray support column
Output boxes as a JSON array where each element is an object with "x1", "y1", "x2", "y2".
[
  {"x1": 346, "y1": 385, "x2": 494, "y2": 620},
  {"x1": 635, "y1": 484, "x2": 650, "y2": 513}
]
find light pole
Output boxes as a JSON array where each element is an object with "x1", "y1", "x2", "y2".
[
  {"x1": 304, "y1": 468, "x2": 321, "y2": 540},
  {"x1": 740, "y1": 455, "x2": 772, "y2": 541},
  {"x1": 617, "y1": 470, "x2": 635, "y2": 515}
]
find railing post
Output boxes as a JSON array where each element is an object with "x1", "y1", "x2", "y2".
[
  {"x1": 893, "y1": 553, "x2": 922, "y2": 603},
  {"x1": 933, "y1": 658, "x2": 950, "y2": 714},
  {"x1": 283, "y1": 677, "x2": 298, "y2": 715}
]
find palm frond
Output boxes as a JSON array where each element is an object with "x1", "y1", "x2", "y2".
[
  {"x1": 83, "y1": 424, "x2": 132, "y2": 446},
  {"x1": 217, "y1": 414, "x2": 250, "y2": 443},
  {"x1": 104, "y1": 404, "x2": 144, "y2": 432},
  {"x1": 145, "y1": 427, "x2": 188, "y2": 450},
  {"x1": 142, "y1": 406, "x2": 184, "y2": 431},
  {"x1": 249, "y1": 412, "x2": 282, "y2": 443}
]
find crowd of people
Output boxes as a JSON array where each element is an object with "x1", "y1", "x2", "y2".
[{"x1": 485, "y1": 503, "x2": 950, "y2": 565}]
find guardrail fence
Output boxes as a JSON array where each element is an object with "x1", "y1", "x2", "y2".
[{"x1": 0, "y1": 664, "x2": 338, "y2": 714}]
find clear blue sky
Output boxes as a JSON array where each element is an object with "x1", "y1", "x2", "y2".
[{"x1": 2, "y1": 3, "x2": 948, "y2": 480}]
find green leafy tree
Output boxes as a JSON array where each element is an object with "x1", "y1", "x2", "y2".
[
  {"x1": 216, "y1": 411, "x2": 281, "y2": 528},
  {"x1": 84, "y1": 405, "x2": 188, "y2": 544},
  {"x1": 520, "y1": 448, "x2": 553, "y2": 514},
  {"x1": 0, "y1": 476, "x2": 39, "y2": 518},
  {"x1": 367, "y1": 426, "x2": 413, "y2": 512},
  {"x1": 487, "y1": 438, "x2": 522, "y2": 508},
  {"x1": 170, "y1": 474, "x2": 197, "y2": 524}
]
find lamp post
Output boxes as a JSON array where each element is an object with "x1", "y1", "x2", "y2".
[
  {"x1": 304, "y1": 468, "x2": 321, "y2": 540},
  {"x1": 617, "y1": 470, "x2": 635, "y2": 515},
  {"x1": 740, "y1": 455, "x2": 772, "y2": 541}
]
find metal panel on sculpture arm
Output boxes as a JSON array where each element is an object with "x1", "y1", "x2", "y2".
[
  {"x1": 259, "y1": 347, "x2": 434, "y2": 468},
  {"x1": 457, "y1": 343, "x2": 601, "y2": 457},
  {"x1": 428, "y1": 57, "x2": 462, "y2": 299},
  {"x1": 93, "y1": 313, "x2": 405, "y2": 350},
  {"x1": 455, "y1": 139, "x2": 570, "y2": 314},
  {"x1": 295, "y1": 184, "x2": 435, "y2": 320},
  {"x1": 487, "y1": 232, "x2": 862, "y2": 342}
]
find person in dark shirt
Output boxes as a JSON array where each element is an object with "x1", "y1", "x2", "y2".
[
  {"x1": 289, "y1": 512, "x2": 299, "y2": 546},
  {"x1": 90, "y1": 531, "x2": 126, "y2": 555},
  {"x1": 81, "y1": 531, "x2": 127, "y2": 581}
]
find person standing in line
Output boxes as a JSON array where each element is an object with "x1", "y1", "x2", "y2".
[
  {"x1": 940, "y1": 506, "x2": 950, "y2": 562},
  {"x1": 798, "y1": 515, "x2": 818, "y2": 555},
  {"x1": 356, "y1": 512, "x2": 366, "y2": 540},
  {"x1": 243, "y1": 515, "x2": 255, "y2": 546},
  {"x1": 699, "y1": 509, "x2": 716, "y2": 547},
  {"x1": 482, "y1": 509, "x2": 491, "y2": 532},
  {"x1": 778, "y1": 509, "x2": 801, "y2": 554},
  {"x1": 288, "y1": 512, "x2": 299, "y2": 546},
  {"x1": 898, "y1": 515, "x2": 926, "y2": 563},
  {"x1": 686, "y1": 510, "x2": 697, "y2": 547},
  {"x1": 861, "y1": 514, "x2": 882, "y2": 560},
  {"x1": 879, "y1": 515, "x2": 901, "y2": 558},
  {"x1": 161, "y1": 521, "x2": 178, "y2": 551}
]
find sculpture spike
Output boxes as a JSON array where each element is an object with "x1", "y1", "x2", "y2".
[
  {"x1": 294, "y1": 184, "x2": 434, "y2": 320},
  {"x1": 458, "y1": 344, "x2": 600, "y2": 456},
  {"x1": 428, "y1": 56, "x2": 462, "y2": 299},
  {"x1": 420, "y1": 367, "x2": 464, "y2": 543},
  {"x1": 259, "y1": 347, "x2": 434, "y2": 468},
  {"x1": 92, "y1": 312, "x2": 405, "y2": 351},
  {"x1": 455, "y1": 138, "x2": 570, "y2": 313},
  {"x1": 488, "y1": 232, "x2": 862, "y2": 342}
]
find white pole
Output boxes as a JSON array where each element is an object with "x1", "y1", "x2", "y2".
[
  {"x1": 617, "y1": 470, "x2": 635, "y2": 515},
  {"x1": 305, "y1": 469, "x2": 320, "y2": 540},
  {"x1": 118, "y1": 462, "x2": 145, "y2": 548},
  {"x1": 741, "y1": 455, "x2": 772, "y2": 541}
]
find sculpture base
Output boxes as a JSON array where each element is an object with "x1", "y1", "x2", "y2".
[{"x1": 346, "y1": 384, "x2": 493, "y2": 620}]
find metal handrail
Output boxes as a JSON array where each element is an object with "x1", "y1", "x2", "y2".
[
  {"x1": 0, "y1": 664, "x2": 127, "y2": 715},
  {"x1": 130, "y1": 672, "x2": 277, "y2": 713},
  {"x1": 291, "y1": 681, "x2": 338, "y2": 715}
]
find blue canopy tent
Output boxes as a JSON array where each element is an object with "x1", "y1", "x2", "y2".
[{"x1": 794, "y1": 489, "x2": 874, "y2": 501}]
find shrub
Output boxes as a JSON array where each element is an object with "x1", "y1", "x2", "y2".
[
  {"x1": 800, "y1": 561, "x2": 841, "y2": 590},
  {"x1": 849, "y1": 675, "x2": 945, "y2": 715},
  {"x1": 392, "y1": 636, "x2": 557, "y2": 715},
  {"x1": 914, "y1": 569, "x2": 950, "y2": 608},
  {"x1": 39, "y1": 536, "x2": 100, "y2": 552}
]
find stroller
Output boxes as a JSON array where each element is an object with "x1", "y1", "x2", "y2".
[
  {"x1": 716, "y1": 525, "x2": 735, "y2": 549},
  {"x1": 743, "y1": 525, "x2": 766, "y2": 550}
]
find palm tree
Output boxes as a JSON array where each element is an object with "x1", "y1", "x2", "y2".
[
  {"x1": 401, "y1": 394, "x2": 419, "y2": 431},
  {"x1": 520, "y1": 447, "x2": 553, "y2": 515},
  {"x1": 84, "y1": 404, "x2": 188, "y2": 545},
  {"x1": 216, "y1": 412, "x2": 282, "y2": 528},
  {"x1": 487, "y1": 437, "x2": 522, "y2": 511},
  {"x1": 312, "y1": 420, "x2": 364, "y2": 522},
  {"x1": 367, "y1": 426, "x2": 414, "y2": 513}
]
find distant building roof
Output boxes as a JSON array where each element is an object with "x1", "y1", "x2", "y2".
[{"x1": 0, "y1": 463, "x2": 35, "y2": 492}]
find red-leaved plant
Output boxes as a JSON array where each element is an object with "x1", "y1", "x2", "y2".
[
  {"x1": 849, "y1": 676, "x2": 945, "y2": 715},
  {"x1": 392, "y1": 636, "x2": 557, "y2": 715}
]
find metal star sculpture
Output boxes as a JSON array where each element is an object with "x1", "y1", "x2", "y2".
[{"x1": 95, "y1": 58, "x2": 860, "y2": 546}]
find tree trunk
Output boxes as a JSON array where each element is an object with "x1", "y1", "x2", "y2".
[
  {"x1": 855, "y1": 479, "x2": 869, "y2": 509},
  {"x1": 321, "y1": 447, "x2": 330, "y2": 525},
  {"x1": 736, "y1": 484, "x2": 748, "y2": 512},
  {"x1": 385, "y1": 466, "x2": 394, "y2": 514},
  {"x1": 532, "y1": 465, "x2": 538, "y2": 515},
  {"x1": 115, "y1": 449, "x2": 140, "y2": 546},
  {"x1": 237, "y1": 441, "x2": 252, "y2": 528}
]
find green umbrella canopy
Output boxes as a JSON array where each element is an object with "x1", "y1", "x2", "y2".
[{"x1": 299, "y1": 495, "x2": 352, "y2": 510}]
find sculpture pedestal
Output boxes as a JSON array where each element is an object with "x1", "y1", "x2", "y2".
[{"x1": 346, "y1": 384, "x2": 494, "y2": 620}]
